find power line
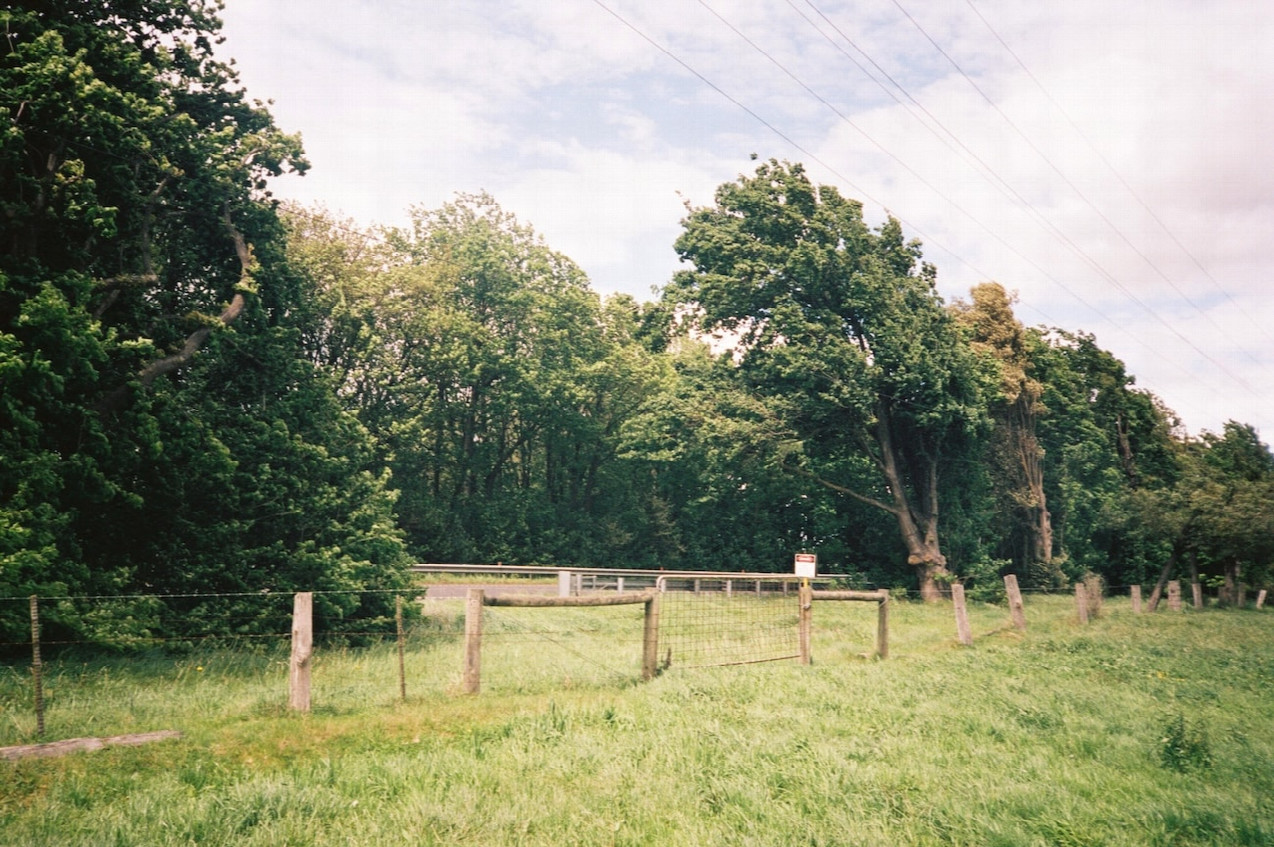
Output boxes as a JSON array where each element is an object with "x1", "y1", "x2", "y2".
[
  {"x1": 586, "y1": 0, "x2": 995, "y2": 293},
  {"x1": 583, "y1": 0, "x2": 1241, "y2": 426},
  {"x1": 886, "y1": 0, "x2": 1254, "y2": 389},
  {"x1": 963, "y1": 0, "x2": 1274, "y2": 349},
  {"x1": 680, "y1": 0, "x2": 1234, "y2": 420}
]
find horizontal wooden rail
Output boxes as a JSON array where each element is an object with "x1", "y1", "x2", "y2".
[
  {"x1": 807, "y1": 588, "x2": 890, "y2": 660},
  {"x1": 483, "y1": 591, "x2": 657, "y2": 608},
  {"x1": 811, "y1": 589, "x2": 889, "y2": 602},
  {"x1": 464, "y1": 588, "x2": 662, "y2": 693}
]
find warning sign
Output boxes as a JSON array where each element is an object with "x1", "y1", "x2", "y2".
[{"x1": 794, "y1": 553, "x2": 817, "y2": 578}]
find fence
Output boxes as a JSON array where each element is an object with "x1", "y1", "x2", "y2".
[
  {"x1": 1, "y1": 589, "x2": 459, "y2": 747},
  {"x1": 5, "y1": 575, "x2": 1270, "y2": 750}
]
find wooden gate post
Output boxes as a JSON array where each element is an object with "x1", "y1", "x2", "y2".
[
  {"x1": 463, "y1": 589, "x2": 484, "y2": 694},
  {"x1": 289, "y1": 592, "x2": 313, "y2": 712},
  {"x1": 1257, "y1": 589, "x2": 1268, "y2": 610},
  {"x1": 1191, "y1": 582, "x2": 1204, "y2": 609},
  {"x1": 798, "y1": 583, "x2": 813, "y2": 665},
  {"x1": 1167, "y1": 580, "x2": 1182, "y2": 612},
  {"x1": 952, "y1": 583, "x2": 973, "y2": 645},
  {"x1": 1074, "y1": 583, "x2": 1089, "y2": 624},
  {"x1": 876, "y1": 592, "x2": 890, "y2": 660},
  {"x1": 30, "y1": 596, "x2": 44, "y2": 737},
  {"x1": 395, "y1": 595, "x2": 407, "y2": 701},
  {"x1": 1004, "y1": 575, "x2": 1027, "y2": 632},
  {"x1": 1130, "y1": 585, "x2": 1142, "y2": 614},
  {"x1": 641, "y1": 592, "x2": 661, "y2": 680}
]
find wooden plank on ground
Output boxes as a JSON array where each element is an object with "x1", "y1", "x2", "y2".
[{"x1": 0, "y1": 730, "x2": 181, "y2": 761}]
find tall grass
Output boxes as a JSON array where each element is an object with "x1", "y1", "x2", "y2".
[{"x1": 2, "y1": 595, "x2": 1273, "y2": 846}]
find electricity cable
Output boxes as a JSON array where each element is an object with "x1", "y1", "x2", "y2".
[
  {"x1": 887, "y1": 0, "x2": 1253, "y2": 388},
  {"x1": 963, "y1": 0, "x2": 1274, "y2": 348},
  {"x1": 671, "y1": 1, "x2": 1229, "y2": 423}
]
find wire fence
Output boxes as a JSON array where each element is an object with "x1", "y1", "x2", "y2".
[
  {"x1": 656, "y1": 577, "x2": 805, "y2": 669},
  {"x1": 478, "y1": 602, "x2": 650, "y2": 692},
  {"x1": 0, "y1": 590, "x2": 467, "y2": 747},
  {"x1": 5, "y1": 577, "x2": 1264, "y2": 749}
]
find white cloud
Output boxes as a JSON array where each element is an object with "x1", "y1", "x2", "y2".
[{"x1": 219, "y1": 0, "x2": 1274, "y2": 437}]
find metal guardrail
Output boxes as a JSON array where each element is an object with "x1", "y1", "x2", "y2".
[{"x1": 410, "y1": 563, "x2": 837, "y2": 597}]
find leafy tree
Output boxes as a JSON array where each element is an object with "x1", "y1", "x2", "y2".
[
  {"x1": 0, "y1": 1, "x2": 409, "y2": 643},
  {"x1": 666, "y1": 160, "x2": 993, "y2": 599},
  {"x1": 284, "y1": 199, "x2": 686, "y2": 567},
  {"x1": 1032, "y1": 331, "x2": 1179, "y2": 586},
  {"x1": 1134, "y1": 422, "x2": 1274, "y2": 607},
  {"x1": 616, "y1": 337, "x2": 864, "y2": 573},
  {"x1": 952, "y1": 283, "x2": 1053, "y2": 573}
]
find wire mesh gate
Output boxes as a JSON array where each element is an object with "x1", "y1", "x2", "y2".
[{"x1": 655, "y1": 576, "x2": 807, "y2": 669}]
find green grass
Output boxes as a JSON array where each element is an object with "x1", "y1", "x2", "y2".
[{"x1": 2, "y1": 595, "x2": 1273, "y2": 845}]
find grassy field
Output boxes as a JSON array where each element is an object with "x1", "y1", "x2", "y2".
[{"x1": 2, "y1": 594, "x2": 1272, "y2": 846}]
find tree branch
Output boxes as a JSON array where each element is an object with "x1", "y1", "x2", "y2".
[
  {"x1": 783, "y1": 460, "x2": 899, "y2": 516},
  {"x1": 136, "y1": 207, "x2": 251, "y2": 387},
  {"x1": 91, "y1": 273, "x2": 159, "y2": 320},
  {"x1": 96, "y1": 208, "x2": 253, "y2": 412}
]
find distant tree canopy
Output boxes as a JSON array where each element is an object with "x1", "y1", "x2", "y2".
[{"x1": 2, "y1": 5, "x2": 1270, "y2": 644}]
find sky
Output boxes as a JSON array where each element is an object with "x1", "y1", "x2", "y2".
[{"x1": 218, "y1": 0, "x2": 1274, "y2": 439}]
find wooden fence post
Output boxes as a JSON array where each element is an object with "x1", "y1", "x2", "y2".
[
  {"x1": 1130, "y1": 585, "x2": 1142, "y2": 613},
  {"x1": 952, "y1": 583, "x2": 974, "y2": 646},
  {"x1": 1074, "y1": 583, "x2": 1089, "y2": 624},
  {"x1": 1256, "y1": 589, "x2": 1267, "y2": 610},
  {"x1": 1004, "y1": 575, "x2": 1027, "y2": 632},
  {"x1": 1191, "y1": 582, "x2": 1203, "y2": 609},
  {"x1": 876, "y1": 592, "x2": 890, "y2": 660},
  {"x1": 798, "y1": 583, "x2": 813, "y2": 665},
  {"x1": 30, "y1": 596, "x2": 44, "y2": 737},
  {"x1": 463, "y1": 588, "x2": 484, "y2": 694},
  {"x1": 289, "y1": 592, "x2": 313, "y2": 712},
  {"x1": 642, "y1": 593, "x2": 661, "y2": 680},
  {"x1": 396, "y1": 595, "x2": 407, "y2": 702},
  {"x1": 1167, "y1": 580, "x2": 1182, "y2": 612}
]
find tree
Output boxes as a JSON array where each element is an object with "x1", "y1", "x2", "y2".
[
  {"x1": 1135, "y1": 423, "x2": 1274, "y2": 608},
  {"x1": 666, "y1": 160, "x2": 992, "y2": 599},
  {"x1": 1032, "y1": 331, "x2": 1179, "y2": 586},
  {"x1": 952, "y1": 283, "x2": 1053, "y2": 573},
  {"x1": 0, "y1": 1, "x2": 410, "y2": 642},
  {"x1": 283, "y1": 198, "x2": 683, "y2": 567}
]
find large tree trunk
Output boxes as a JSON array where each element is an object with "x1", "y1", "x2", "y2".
[
  {"x1": 875, "y1": 408, "x2": 949, "y2": 602},
  {"x1": 1013, "y1": 398, "x2": 1053, "y2": 566},
  {"x1": 789, "y1": 404, "x2": 952, "y2": 602},
  {"x1": 1220, "y1": 561, "x2": 1241, "y2": 607}
]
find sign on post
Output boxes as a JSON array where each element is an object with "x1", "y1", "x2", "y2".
[{"x1": 794, "y1": 553, "x2": 817, "y2": 579}]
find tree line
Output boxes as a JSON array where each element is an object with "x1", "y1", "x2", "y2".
[{"x1": 2, "y1": 3, "x2": 1271, "y2": 643}]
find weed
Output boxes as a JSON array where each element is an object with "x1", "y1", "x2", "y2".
[{"x1": 1159, "y1": 712, "x2": 1213, "y2": 772}]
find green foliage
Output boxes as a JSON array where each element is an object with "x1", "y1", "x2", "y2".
[
  {"x1": 959, "y1": 558, "x2": 1011, "y2": 603},
  {"x1": 1160, "y1": 712, "x2": 1213, "y2": 772},
  {"x1": 666, "y1": 159, "x2": 993, "y2": 593},
  {"x1": 0, "y1": 1, "x2": 404, "y2": 643}
]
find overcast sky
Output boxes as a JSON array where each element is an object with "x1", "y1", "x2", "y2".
[{"x1": 219, "y1": 0, "x2": 1273, "y2": 439}]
